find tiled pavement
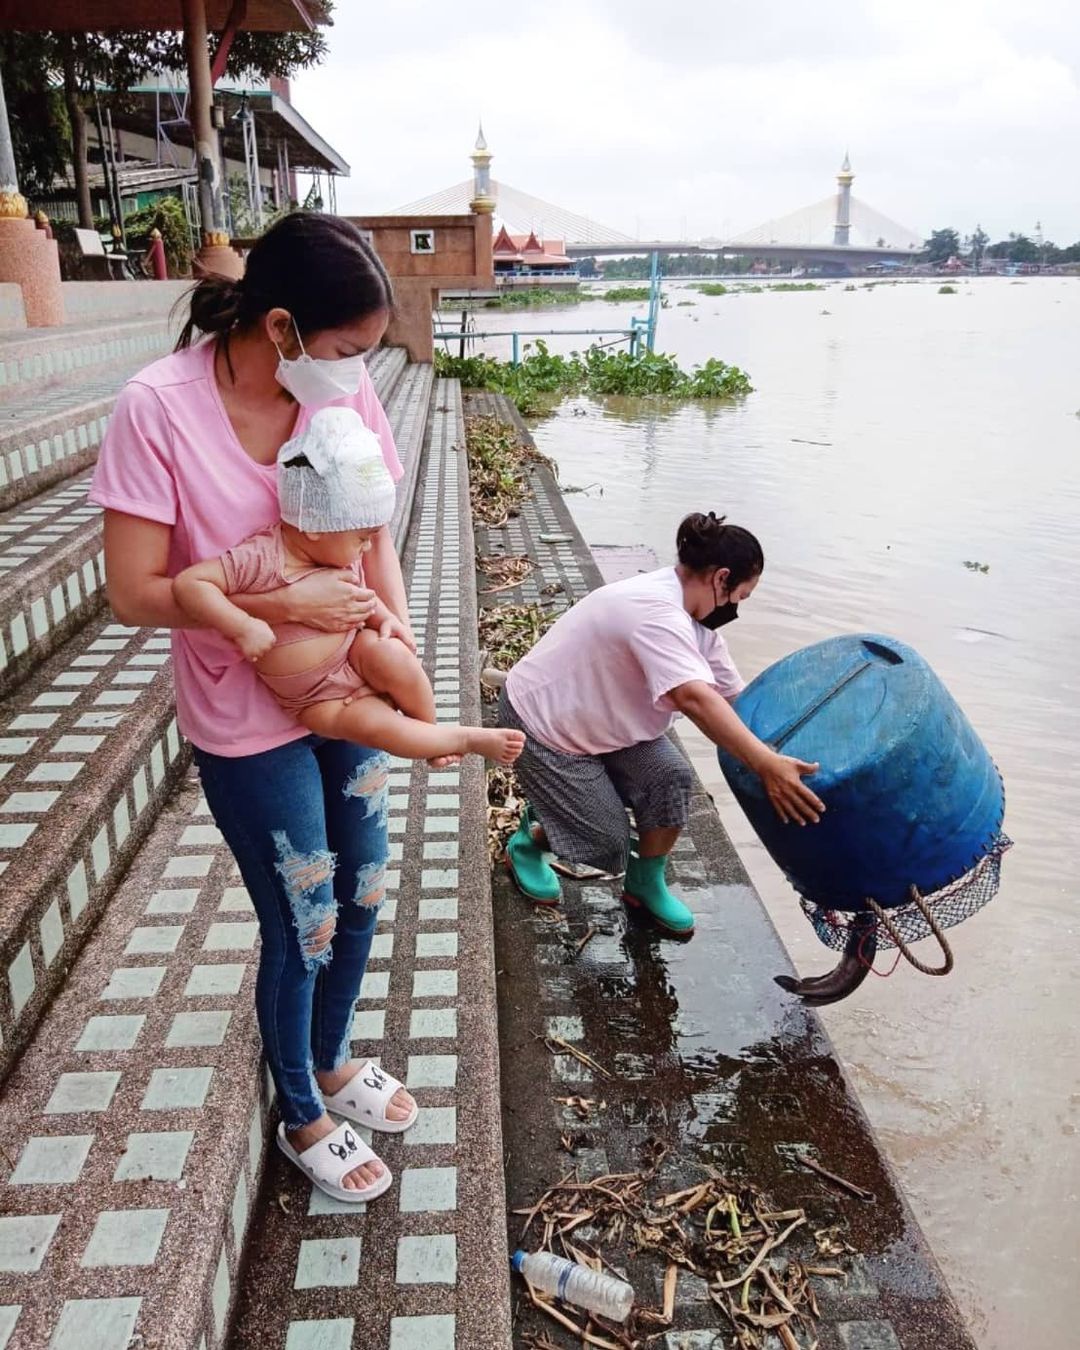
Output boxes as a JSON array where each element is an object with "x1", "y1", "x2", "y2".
[
  {"x1": 0, "y1": 619, "x2": 187, "y2": 1076},
  {"x1": 0, "y1": 336, "x2": 403, "y2": 516},
  {"x1": 0, "y1": 779, "x2": 268, "y2": 1350},
  {"x1": 229, "y1": 380, "x2": 511, "y2": 1348},
  {"x1": 0, "y1": 338, "x2": 175, "y2": 510},
  {"x1": 0, "y1": 369, "x2": 511, "y2": 1348},
  {"x1": 0, "y1": 475, "x2": 106, "y2": 696},
  {"x1": 470, "y1": 392, "x2": 977, "y2": 1350}
]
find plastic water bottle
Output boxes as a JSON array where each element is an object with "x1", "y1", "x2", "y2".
[{"x1": 511, "y1": 1249, "x2": 634, "y2": 1322}]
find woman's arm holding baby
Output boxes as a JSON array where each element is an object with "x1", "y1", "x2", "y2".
[
  {"x1": 173, "y1": 560, "x2": 276, "y2": 661},
  {"x1": 104, "y1": 512, "x2": 377, "y2": 635}
]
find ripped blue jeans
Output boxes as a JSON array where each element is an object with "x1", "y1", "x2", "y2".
[{"x1": 193, "y1": 735, "x2": 390, "y2": 1130}]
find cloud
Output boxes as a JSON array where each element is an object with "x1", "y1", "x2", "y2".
[{"x1": 293, "y1": 0, "x2": 1080, "y2": 242}]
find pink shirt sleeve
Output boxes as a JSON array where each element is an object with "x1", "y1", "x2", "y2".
[
  {"x1": 703, "y1": 634, "x2": 745, "y2": 699},
  {"x1": 89, "y1": 381, "x2": 178, "y2": 525},
  {"x1": 220, "y1": 529, "x2": 282, "y2": 596},
  {"x1": 351, "y1": 362, "x2": 403, "y2": 483},
  {"x1": 633, "y1": 616, "x2": 718, "y2": 710}
]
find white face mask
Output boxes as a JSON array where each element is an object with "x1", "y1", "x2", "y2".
[{"x1": 274, "y1": 320, "x2": 366, "y2": 407}]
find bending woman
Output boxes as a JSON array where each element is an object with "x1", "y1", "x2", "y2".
[
  {"x1": 499, "y1": 512, "x2": 824, "y2": 935},
  {"x1": 91, "y1": 213, "x2": 420, "y2": 1206}
]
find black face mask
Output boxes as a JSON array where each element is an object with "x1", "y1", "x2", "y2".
[{"x1": 700, "y1": 600, "x2": 739, "y2": 630}]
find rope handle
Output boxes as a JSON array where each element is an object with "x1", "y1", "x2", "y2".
[{"x1": 865, "y1": 887, "x2": 954, "y2": 977}]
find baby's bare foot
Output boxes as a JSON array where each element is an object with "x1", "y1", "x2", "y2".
[{"x1": 471, "y1": 727, "x2": 525, "y2": 765}]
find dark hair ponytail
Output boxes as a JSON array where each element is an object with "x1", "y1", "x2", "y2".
[
  {"x1": 176, "y1": 211, "x2": 394, "y2": 351},
  {"x1": 676, "y1": 511, "x2": 764, "y2": 586}
]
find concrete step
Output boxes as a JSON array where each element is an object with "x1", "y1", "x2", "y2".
[
  {"x1": 229, "y1": 379, "x2": 511, "y2": 1349},
  {"x1": 367, "y1": 344, "x2": 408, "y2": 408},
  {"x1": 0, "y1": 359, "x2": 446, "y2": 1349},
  {"x1": 0, "y1": 773, "x2": 272, "y2": 1350},
  {"x1": 0, "y1": 473, "x2": 103, "y2": 699},
  {"x1": 0, "y1": 618, "x2": 188, "y2": 1082},
  {"x1": 0, "y1": 340, "x2": 406, "y2": 515},
  {"x1": 61, "y1": 280, "x2": 190, "y2": 327},
  {"x1": 385, "y1": 361, "x2": 435, "y2": 545},
  {"x1": 0, "y1": 317, "x2": 175, "y2": 409}
]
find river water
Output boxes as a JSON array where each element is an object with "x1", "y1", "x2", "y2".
[{"x1": 468, "y1": 277, "x2": 1079, "y2": 1349}]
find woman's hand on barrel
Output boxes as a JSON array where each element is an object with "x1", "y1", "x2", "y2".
[
  {"x1": 284, "y1": 569, "x2": 379, "y2": 632},
  {"x1": 753, "y1": 749, "x2": 825, "y2": 825}
]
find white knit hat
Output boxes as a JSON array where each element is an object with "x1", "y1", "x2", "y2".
[{"x1": 277, "y1": 407, "x2": 396, "y2": 533}]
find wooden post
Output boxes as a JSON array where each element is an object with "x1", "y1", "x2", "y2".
[{"x1": 181, "y1": 0, "x2": 242, "y2": 277}]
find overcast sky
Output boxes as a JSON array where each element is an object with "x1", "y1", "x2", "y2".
[{"x1": 292, "y1": 0, "x2": 1080, "y2": 245}]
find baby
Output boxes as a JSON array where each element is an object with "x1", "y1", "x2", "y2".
[{"x1": 173, "y1": 407, "x2": 524, "y2": 767}]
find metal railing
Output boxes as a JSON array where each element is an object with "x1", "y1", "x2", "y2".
[{"x1": 435, "y1": 252, "x2": 662, "y2": 364}]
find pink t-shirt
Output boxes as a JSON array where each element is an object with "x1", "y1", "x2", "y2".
[
  {"x1": 505, "y1": 567, "x2": 744, "y2": 756},
  {"x1": 89, "y1": 339, "x2": 402, "y2": 757},
  {"x1": 220, "y1": 522, "x2": 364, "y2": 648}
]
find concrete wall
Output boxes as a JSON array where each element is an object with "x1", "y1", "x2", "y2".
[
  {"x1": 62, "y1": 280, "x2": 191, "y2": 326},
  {"x1": 348, "y1": 214, "x2": 494, "y2": 362}
]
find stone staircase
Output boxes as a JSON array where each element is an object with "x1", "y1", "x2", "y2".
[{"x1": 0, "y1": 304, "x2": 505, "y2": 1349}]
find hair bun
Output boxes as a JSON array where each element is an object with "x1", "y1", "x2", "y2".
[
  {"x1": 184, "y1": 272, "x2": 245, "y2": 338},
  {"x1": 676, "y1": 510, "x2": 764, "y2": 583}
]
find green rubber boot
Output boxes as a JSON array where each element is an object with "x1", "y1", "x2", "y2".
[
  {"x1": 506, "y1": 806, "x2": 563, "y2": 905},
  {"x1": 622, "y1": 852, "x2": 694, "y2": 935}
]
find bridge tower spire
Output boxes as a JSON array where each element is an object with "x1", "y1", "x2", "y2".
[
  {"x1": 469, "y1": 122, "x2": 496, "y2": 214},
  {"x1": 834, "y1": 151, "x2": 854, "y2": 246}
]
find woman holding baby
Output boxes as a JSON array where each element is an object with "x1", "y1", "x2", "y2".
[{"x1": 91, "y1": 213, "x2": 434, "y2": 1204}]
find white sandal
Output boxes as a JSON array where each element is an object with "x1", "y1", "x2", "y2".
[
  {"x1": 322, "y1": 1059, "x2": 419, "y2": 1134},
  {"x1": 276, "y1": 1119, "x2": 393, "y2": 1204}
]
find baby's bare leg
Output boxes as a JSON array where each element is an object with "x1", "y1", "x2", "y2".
[
  {"x1": 300, "y1": 697, "x2": 524, "y2": 765},
  {"x1": 349, "y1": 630, "x2": 436, "y2": 722}
]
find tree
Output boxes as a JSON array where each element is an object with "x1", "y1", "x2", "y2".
[
  {"x1": 966, "y1": 225, "x2": 989, "y2": 272},
  {"x1": 0, "y1": 33, "x2": 69, "y2": 197},
  {"x1": 3, "y1": 8, "x2": 333, "y2": 233},
  {"x1": 923, "y1": 228, "x2": 961, "y2": 264}
]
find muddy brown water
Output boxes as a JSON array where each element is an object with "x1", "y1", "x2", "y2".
[{"x1": 468, "y1": 277, "x2": 1080, "y2": 1350}]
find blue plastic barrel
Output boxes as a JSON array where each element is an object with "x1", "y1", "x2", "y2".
[{"x1": 718, "y1": 635, "x2": 1004, "y2": 911}]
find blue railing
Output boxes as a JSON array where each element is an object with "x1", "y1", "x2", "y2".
[{"x1": 436, "y1": 252, "x2": 662, "y2": 364}]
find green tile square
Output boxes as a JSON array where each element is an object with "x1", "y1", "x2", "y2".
[
  {"x1": 0, "y1": 1213, "x2": 61, "y2": 1271},
  {"x1": 399, "y1": 1167, "x2": 457, "y2": 1213},
  {"x1": 113, "y1": 1131, "x2": 194, "y2": 1182},
  {"x1": 203, "y1": 922, "x2": 258, "y2": 951},
  {"x1": 77, "y1": 1014, "x2": 145, "y2": 1052},
  {"x1": 100, "y1": 966, "x2": 165, "y2": 1000},
  {"x1": 45, "y1": 1071, "x2": 121, "y2": 1115},
  {"x1": 409, "y1": 1008, "x2": 457, "y2": 1040},
  {"x1": 125, "y1": 925, "x2": 183, "y2": 955},
  {"x1": 81, "y1": 1208, "x2": 169, "y2": 1267},
  {"x1": 145, "y1": 888, "x2": 199, "y2": 915},
  {"x1": 184, "y1": 964, "x2": 245, "y2": 997},
  {"x1": 294, "y1": 1236, "x2": 362, "y2": 1289},
  {"x1": 405, "y1": 1107, "x2": 456, "y2": 1147},
  {"x1": 285, "y1": 1319, "x2": 355, "y2": 1350},
  {"x1": 141, "y1": 1066, "x2": 213, "y2": 1111},
  {"x1": 395, "y1": 1234, "x2": 456, "y2": 1284},
  {"x1": 48, "y1": 1297, "x2": 142, "y2": 1350},
  {"x1": 389, "y1": 1315, "x2": 455, "y2": 1350},
  {"x1": 165, "y1": 1010, "x2": 232, "y2": 1048},
  {"x1": 406, "y1": 1055, "x2": 457, "y2": 1089},
  {"x1": 416, "y1": 932, "x2": 457, "y2": 959},
  {"x1": 217, "y1": 886, "x2": 253, "y2": 912},
  {"x1": 358, "y1": 971, "x2": 389, "y2": 1001},
  {"x1": 0, "y1": 1306, "x2": 18, "y2": 1350},
  {"x1": 10, "y1": 1135, "x2": 93, "y2": 1186},
  {"x1": 412, "y1": 970, "x2": 457, "y2": 999},
  {"x1": 351, "y1": 1009, "x2": 385, "y2": 1041}
]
